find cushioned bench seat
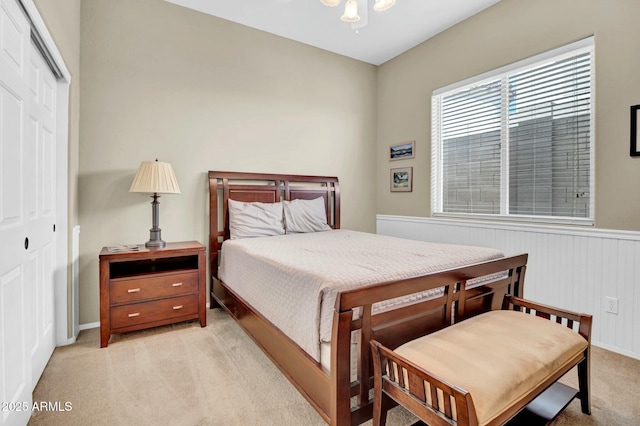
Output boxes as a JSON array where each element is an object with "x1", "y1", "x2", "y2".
[
  {"x1": 370, "y1": 295, "x2": 592, "y2": 426},
  {"x1": 394, "y1": 310, "x2": 588, "y2": 425}
]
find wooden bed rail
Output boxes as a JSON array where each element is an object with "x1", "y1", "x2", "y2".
[{"x1": 330, "y1": 254, "x2": 528, "y2": 426}]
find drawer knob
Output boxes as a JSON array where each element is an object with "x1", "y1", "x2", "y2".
[
  {"x1": 172, "y1": 282, "x2": 183, "y2": 287},
  {"x1": 173, "y1": 305, "x2": 184, "y2": 310},
  {"x1": 128, "y1": 288, "x2": 141, "y2": 293},
  {"x1": 128, "y1": 312, "x2": 140, "y2": 318}
]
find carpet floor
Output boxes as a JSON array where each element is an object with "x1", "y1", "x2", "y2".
[{"x1": 29, "y1": 309, "x2": 640, "y2": 425}]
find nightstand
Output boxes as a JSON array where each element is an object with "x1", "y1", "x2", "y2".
[{"x1": 99, "y1": 241, "x2": 206, "y2": 347}]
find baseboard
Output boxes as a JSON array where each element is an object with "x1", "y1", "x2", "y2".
[
  {"x1": 592, "y1": 341, "x2": 640, "y2": 361},
  {"x1": 79, "y1": 321, "x2": 100, "y2": 331},
  {"x1": 61, "y1": 336, "x2": 77, "y2": 346}
]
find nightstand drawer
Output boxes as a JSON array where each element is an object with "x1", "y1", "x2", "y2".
[
  {"x1": 110, "y1": 294, "x2": 199, "y2": 329},
  {"x1": 110, "y1": 271, "x2": 198, "y2": 304}
]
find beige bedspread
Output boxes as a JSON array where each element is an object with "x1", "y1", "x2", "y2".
[{"x1": 218, "y1": 229, "x2": 503, "y2": 361}]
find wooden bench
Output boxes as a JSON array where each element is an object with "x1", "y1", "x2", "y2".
[{"x1": 370, "y1": 295, "x2": 592, "y2": 426}]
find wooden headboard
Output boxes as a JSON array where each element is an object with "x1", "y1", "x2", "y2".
[{"x1": 208, "y1": 171, "x2": 340, "y2": 278}]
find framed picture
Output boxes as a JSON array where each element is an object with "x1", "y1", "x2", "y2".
[
  {"x1": 631, "y1": 105, "x2": 640, "y2": 157},
  {"x1": 389, "y1": 141, "x2": 415, "y2": 161},
  {"x1": 390, "y1": 167, "x2": 413, "y2": 192}
]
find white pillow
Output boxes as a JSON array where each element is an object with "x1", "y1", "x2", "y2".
[
  {"x1": 228, "y1": 199, "x2": 285, "y2": 239},
  {"x1": 283, "y1": 197, "x2": 332, "y2": 234}
]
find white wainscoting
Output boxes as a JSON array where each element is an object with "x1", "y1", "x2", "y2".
[{"x1": 377, "y1": 215, "x2": 640, "y2": 360}]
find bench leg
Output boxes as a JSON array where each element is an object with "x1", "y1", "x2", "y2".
[
  {"x1": 373, "y1": 384, "x2": 393, "y2": 426},
  {"x1": 577, "y1": 352, "x2": 591, "y2": 414}
]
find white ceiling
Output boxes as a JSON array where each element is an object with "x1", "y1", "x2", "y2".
[{"x1": 164, "y1": 0, "x2": 501, "y2": 66}]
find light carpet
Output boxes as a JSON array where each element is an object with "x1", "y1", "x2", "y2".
[{"x1": 29, "y1": 309, "x2": 640, "y2": 425}]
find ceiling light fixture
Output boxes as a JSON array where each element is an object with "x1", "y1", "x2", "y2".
[
  {"x1": 373, "y1": 0, "x2": 395, "y2": 12},
  {"x1": 321, "y1": 0, "x2": 396, "y2": 24},
  {"x1": 341, "y1": 0, "x2": 360, "y2": 22}
]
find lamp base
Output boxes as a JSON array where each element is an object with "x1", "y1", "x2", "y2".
[
  {"x1": 144, "y1": 194, "x2": 166, "y2": 248},
  {"x1": 145, "y1": 238, "x2": 166, "y2": 248},
  {"x1": 145, "y1": 227, "x2": 165, "y2": 248}
]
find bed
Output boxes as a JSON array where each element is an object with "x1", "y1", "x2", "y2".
[{"x1": 208, "y1": 171, "x2": 528, "y2": 426}]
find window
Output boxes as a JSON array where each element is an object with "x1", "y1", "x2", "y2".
[{"x1": 431, "y1": 38, "x2": 593, "y2": 224}]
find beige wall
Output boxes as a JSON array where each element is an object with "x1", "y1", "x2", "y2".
[
  {"x1": 78, "y1": 0, "x2": 377, "y2": 324},
  {"x1": 44, "y1": 0, "x2": 640, "y2": 326},
  {"x1": 376, "y1": 0, "x2": 640, "y2": 231}
]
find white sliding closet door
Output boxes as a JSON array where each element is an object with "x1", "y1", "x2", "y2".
[
  {"x1": 0, "y1": 0, "x2": 58, "y2": 424},
  {"x1": 25, "y1": 34, "x2": 58, "y2": 387}
]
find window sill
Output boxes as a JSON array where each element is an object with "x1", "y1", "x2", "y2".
[{"x1": 432, "y1": 212, "x2": 594, "y2": 227}]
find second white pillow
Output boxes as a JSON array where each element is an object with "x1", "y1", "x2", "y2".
[{"x1": 284, "y1": 197, "x2": 332, "y2": 234}]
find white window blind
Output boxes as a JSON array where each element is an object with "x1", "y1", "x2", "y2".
[{"x1": 431, "y1": 38, "x2": 593, "y2": 223}]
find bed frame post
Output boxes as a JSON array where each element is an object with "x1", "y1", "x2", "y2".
[
  {"x1": 208, "y1": 174, "x2": 220, "y2": 308},
  {"x1": 331, "y1": 305, "x2": 355, "y2": 426},
  {"x1": 358, "y1": 305, "x2": 373, "y2": 408},
  {"x1": 332, "y1": 180, "x2": 340, "y2": 229}
]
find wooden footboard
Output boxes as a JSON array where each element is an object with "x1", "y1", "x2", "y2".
[{"x1": 331, "y1": 254, "x2": 527, "y2": 425}]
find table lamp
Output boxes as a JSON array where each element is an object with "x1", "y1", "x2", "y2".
[{"x1": 129, "y1": 159, "x2": 180, "y2": 248}]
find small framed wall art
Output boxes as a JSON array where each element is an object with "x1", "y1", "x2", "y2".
[
  {"x1": 389, "y1": 141, "x2": 415, "y2": 161},
  {"x1": 631, "y1": 104, "x2": 640, "y2": 157},
  {"x1": 390, "y1": 167, "x2": 413, "y2": 192}
]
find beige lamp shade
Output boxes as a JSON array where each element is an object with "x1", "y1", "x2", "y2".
[{"x1": 129, "y1": 160, "x2": 180, "y2": 194}]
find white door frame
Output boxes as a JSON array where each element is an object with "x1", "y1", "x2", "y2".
[{"x1": 19, "y1": 0, "x2": 72, "y2": 346}]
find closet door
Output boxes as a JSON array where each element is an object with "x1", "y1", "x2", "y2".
[
  {"x1": 0, "y1": 0, "x2": 58, "y2": 424},
  {"x1": 25, "y1": 34, "x2": 57, "y2": 388},
  {"x1": 0, "y1": 0, "x2": 33, "y2": 424}
]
